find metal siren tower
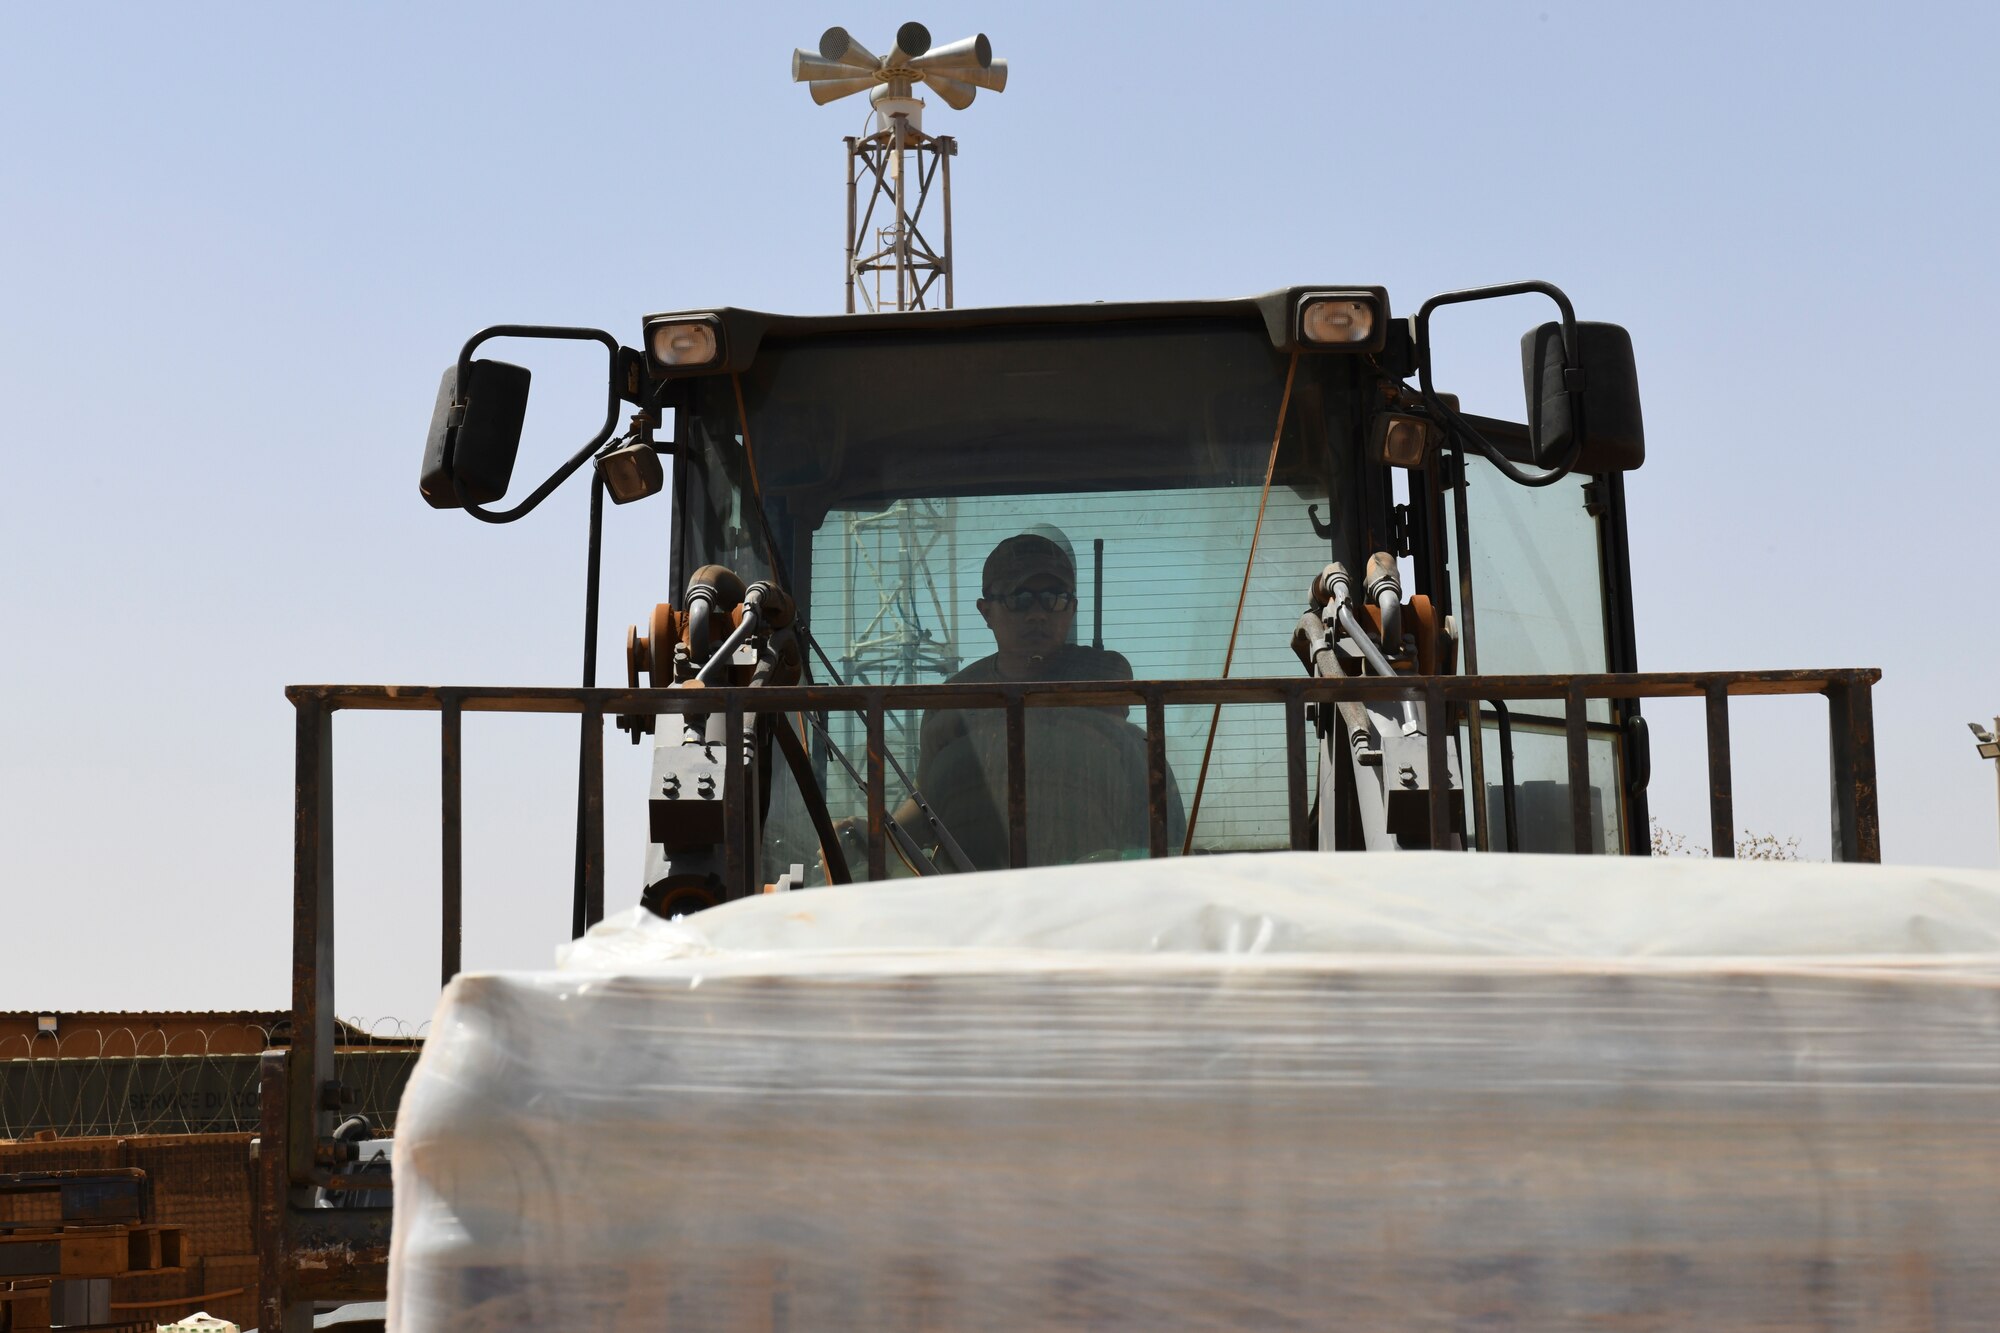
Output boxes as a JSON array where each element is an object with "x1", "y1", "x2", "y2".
[{"x1": 792, "y1": 21, "x2": 1007, "y2": 312}]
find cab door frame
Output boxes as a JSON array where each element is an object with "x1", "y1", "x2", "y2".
[{"x1": 1410, "y1": 448, "x2": 1649, "y2": 854}]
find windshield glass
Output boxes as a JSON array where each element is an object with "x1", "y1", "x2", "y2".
[{"x1": 673, "y1": 318, "x2": 1363, "y2": 876}]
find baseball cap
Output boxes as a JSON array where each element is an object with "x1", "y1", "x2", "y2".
[{"x1": 982, "y1": 533, "x2": 1075, "y2": 597}]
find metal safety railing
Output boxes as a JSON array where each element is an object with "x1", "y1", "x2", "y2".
[
  {"x1": 291, "y1": 667, "x2": 1882, "y2": 986},
  {"x1": 259, "y1": 666, "x2": 1878, "y2": 1329}
]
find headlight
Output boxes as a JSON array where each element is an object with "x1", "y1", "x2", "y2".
[
  {"x1": 648, "y1": 319, "x2": 721, "y2": 368},
  {"x1": 1299, "y1": 295, "x2": 1376, "y2": 346},
  {"x1": 1368, "y1": 412, "x2": 1438, "y2": 470}
]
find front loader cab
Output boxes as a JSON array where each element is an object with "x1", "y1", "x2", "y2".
[
  {"x1": 251, "y1": 277, "x2": 1883, "y2": 1327},
  {"x1": 420, "y1": 282, "x2": 1668, "y2": 909}
]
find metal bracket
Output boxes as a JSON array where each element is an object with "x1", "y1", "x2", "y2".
[
  {"x1": 445, "y1": 324, "x2": 629, "y2": 525},
  {"x1": 1436, "y1": 451, "x2": 1465, "y2": 492},
  {"x1": 1412, "y1": 279, "x2": 1586, "y2": 489}
]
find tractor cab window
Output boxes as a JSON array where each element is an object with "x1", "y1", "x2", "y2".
[{"x1": 673, "y1": 319, "x2": 1363, "y2": 876}]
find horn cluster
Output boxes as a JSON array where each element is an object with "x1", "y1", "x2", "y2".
[{"x1": 792, "y1": 21, "x2": 1007, "y2": 115}]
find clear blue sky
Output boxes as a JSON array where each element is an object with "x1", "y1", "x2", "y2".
[{"x1": 4, "y1": 1, "x2": 1996, "y2": 1019}]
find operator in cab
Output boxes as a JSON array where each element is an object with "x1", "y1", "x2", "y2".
[
  {"x1": 941, "y1": 532, "x2": 1125, "y2": 690},
  {"x1": 896, "y1": 533, "x2": 1185, "y2": 870}
]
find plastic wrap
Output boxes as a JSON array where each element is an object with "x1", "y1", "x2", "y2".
[{"x1": 389, "y1": 853, "x2": 2000, "y2": 1331}]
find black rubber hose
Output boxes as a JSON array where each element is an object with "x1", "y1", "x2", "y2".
[{"x1": 773, "y1": 716, "x2": 853, "y2": 885}]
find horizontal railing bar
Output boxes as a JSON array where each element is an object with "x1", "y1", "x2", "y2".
[
  {"x1": 289, "y1": 669, "x2": 1883, "y2": 715},
  {"x1": 1475, "y1": 712, "x2": 1624, "y2": 735}
]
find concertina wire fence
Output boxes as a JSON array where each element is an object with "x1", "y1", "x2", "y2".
[{"x1": 0, "y1": 1019, "x2": 424, "y2": 1141}]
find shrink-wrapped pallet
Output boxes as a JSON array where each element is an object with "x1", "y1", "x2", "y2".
[{"x1": 388, "y1": 853, "x2": 2000, "y2": 1331}]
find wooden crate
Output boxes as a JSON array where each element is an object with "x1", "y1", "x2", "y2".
[
  {"x1": 0, "y1": 1227, "x2": 126, "y2": 1281},
  {"x1": 1, "y1": 1280, "x2": 54, "y2": 1330},
  {"x1": 122, "y1": 1225, "x2": 184, "y2": 1273},
  {"x1": 1, "y1": 1282, "x2": 53, "y2": 1330},
  {"x1": 124, "y1": 1227, "x2": 160, "y2": 1273},
  {"x1": 58, "y1": 1228, "x2": 126, "y2": 1278}
]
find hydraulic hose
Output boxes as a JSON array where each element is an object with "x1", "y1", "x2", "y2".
[
  {"x1": 797, "y1": 718, "x2": 936, "y2": 876},
  {"x1": 772, "y1": 716, "x2": 854, "y2": 884},
  {"x1": 684, "y1": 598, "x2": 712, "y2": 666},
  {"x1": 1334, "y1": 602, "x2": 1421, "y2": 735},
  {"x1": 798, "y1": 631, "x2": 976, "y2": 874},
  {"x1": 696, "y1": 603, "x2": 762, "y2": 687}
]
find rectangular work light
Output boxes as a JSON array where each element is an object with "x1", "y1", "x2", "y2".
[
  {"x1": 646, "y1": 317, "x2": 723, "y2": 370},
  {"x1": 1368, "y1": 412, "x2": 1437, "y2": 470},
  {"x1": 597, "y1": 437, "x2": 665, "y2": 505},
  {"x1": 1297, "y1": 291, "x2": 1384, "y2": 350}
]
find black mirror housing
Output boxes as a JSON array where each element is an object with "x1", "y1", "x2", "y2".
[
  {"x1": 420, "y1": 359, "x2": 532, "y2": 509},
  {"x1": 1521, "y1": 322, "x2": 1644, "y2": 472}
]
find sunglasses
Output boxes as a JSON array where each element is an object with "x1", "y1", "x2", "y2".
[{"x1": 986, "y1": 589, "x2": 1076, "y2": 613}]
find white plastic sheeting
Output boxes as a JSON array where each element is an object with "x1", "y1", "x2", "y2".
[{"x1": 389, "y1": 853, "x2": 2000, "y2": 1331}]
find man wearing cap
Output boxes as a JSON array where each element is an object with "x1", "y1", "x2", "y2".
[
  {"x1": 896, "y1": 532, "x2": 1183, "y2": 870},
  {"x1": 947, "y1": 532, "x2": 1127, "y2": 689}
]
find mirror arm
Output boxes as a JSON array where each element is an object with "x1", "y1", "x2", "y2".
[
  {"x1": 445, "y1": 324, "x2": 627, "y2": 524},
  {"x1": 1413, "y1": 281, "x2": 1585, "y2": 489}
]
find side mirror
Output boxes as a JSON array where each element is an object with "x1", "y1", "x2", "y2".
[
  {"x1": 420, "y1": 358, "x2": 532, "y2": 509},
  {"x1": 416, "y1": 325, "x2": 630, "y2": 521},
  {"x1": 1522, "y1": 321, "x2": 1644, "y2": 472}
]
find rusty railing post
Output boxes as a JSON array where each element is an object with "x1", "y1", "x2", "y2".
[
  {"x1": 271, "y1": 692, "x2": 336, "y2": 1333},
  {"x1": 580, "y1": 705, "x2": 605, "y2": 924},
  {"x1": 1467, "y1": 709, "x2": 1490, "y2": 852},
  {"x1": 1565, "y1": 681, "x2": 1592, "y2": 854},
  {"x1": 1489, "y1": 699, "x2": 1521, "y2": 854},
  {"x1": 1285, "y1": 686, "x2": 1310, "y2": 850},
  {"x1": 720, "y1": 694, "x2": 745, "y2": 898},
  {"x1": 1425, "y1": 683, "x2": 1452, "y2": 848},
  {"x1": 865, "y1": 695, "x2": 887, "y2": 881},
  {"x1": 1005, "y1": 691, "x2": 1028, "y2": 869},
  {"x1": 290, "y1": 694, "x2": 334, "y2": 1188},
  {"x1": 1145, "y1": 690, "x2": 1170, "y2": 858},
  {"x1": 440, "y1": 694, "x2": 462, "y2": 985},
  {"x1": 1828, "y1": 679, "x2": 1882, "y2": 863},
  {"x1": 1704, "y1": 683, "x2": 1735, "y2": 858},
  {"x1": 256, "y1": 1052, "x2": 309, "y2": 1333}
]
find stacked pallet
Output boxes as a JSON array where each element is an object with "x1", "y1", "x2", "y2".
[
  {"x1": 393, "y1": 854, "x2": 2000, "y2": 1331},
  {"x1": 0, "y1": 1220, "x2": 186, "y2": 1278},
  {"x1": 0, "y1": 1136, "x2": 257, "y2": 1331},
  {"x1": 1, "y1": 1169, "x2": 185, "y2": 1329}
]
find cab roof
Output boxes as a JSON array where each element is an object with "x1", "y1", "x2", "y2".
[{"x1": 641, "y1": 286, "x2": 1390, "y2": 373}]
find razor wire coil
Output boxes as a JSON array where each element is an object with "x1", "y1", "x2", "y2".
[{"x1": 0, "y1": 1019, "x2": 423, "y2": 1141}]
